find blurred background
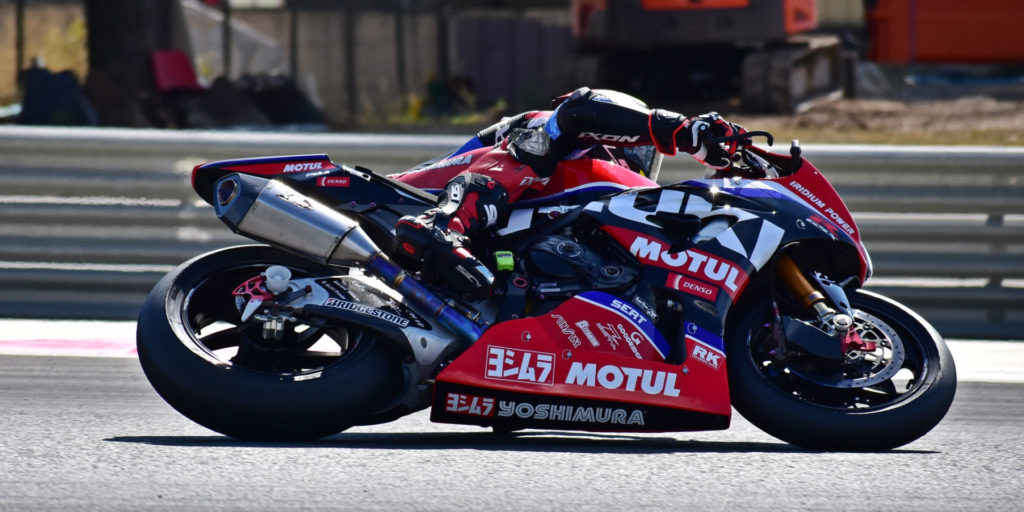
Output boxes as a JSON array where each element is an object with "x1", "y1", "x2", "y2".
[{"x1": 2, "y1": 0, "x2": 1023, "y2": 144}]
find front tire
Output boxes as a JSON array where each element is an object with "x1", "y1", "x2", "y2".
[
  {"x1": 137, "y1": 245, "x2": 407, "y2": 441},
  {"x1": 727, "y1": 289, "x2": 957, "y2": 451}
]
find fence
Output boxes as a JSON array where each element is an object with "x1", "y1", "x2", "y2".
[{"x1": 0, "y1": 126, "x2": 1021, "y2": 338}]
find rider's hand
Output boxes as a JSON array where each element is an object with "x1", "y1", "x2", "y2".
[
  {"x1": 683, "y1": 113, "x2": 747, "y2": 171},
  {"x1": 650, "y1": 109, "x2": 745, "y2": 170},
  {"x1": 695, "y1": 112, "x2": 748, "y2": 154}
]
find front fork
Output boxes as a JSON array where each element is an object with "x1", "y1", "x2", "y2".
[
  {"x1": 776, "y1": 253, "x2": 855, "y2": 335},
  {"x1": 774, "y1": 252, "x2": 879, "y2": 358}
]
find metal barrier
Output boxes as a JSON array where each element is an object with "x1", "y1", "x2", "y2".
[{"x1": 1, "y1": 126, "x2": 1021, "y2": 338}]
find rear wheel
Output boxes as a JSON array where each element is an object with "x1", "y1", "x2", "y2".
[
  {"x1": 137, "y1": 245, "x2": 406, "y2": 441},
  {"x1": 727, "y1": 289, "x2": 957, "y2": 451}
]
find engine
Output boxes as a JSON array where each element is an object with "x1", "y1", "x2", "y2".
[{"x1": 522, "y1": 235, "x2": 637, "y2": 297}]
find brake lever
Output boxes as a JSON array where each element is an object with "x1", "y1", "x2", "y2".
[{"x1": 710, "y1": 130, "x2": 774, "y2": 147}]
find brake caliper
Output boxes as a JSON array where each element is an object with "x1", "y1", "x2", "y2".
[{"x1": 840, "y1": 326, "x2": 877, "y2": 354}]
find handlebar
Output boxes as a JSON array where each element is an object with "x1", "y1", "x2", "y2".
[
  {"x1": 706, "y1": 130, "x2": 795, "y2": 179},
  {"x1": 709, "y1": 130, "x2": 774, "y2": 147}
]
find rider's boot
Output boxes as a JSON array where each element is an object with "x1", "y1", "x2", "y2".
[{"x1": 394, "y1": 172, "x2": 509, "y2": 300}]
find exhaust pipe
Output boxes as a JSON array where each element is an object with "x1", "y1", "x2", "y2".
[
  {"x1": 213, "y1": 173, "x2": 379, "y2": 266},
  {"x1": 212, "y1": 173, "x2": 485, "y2": 343}
]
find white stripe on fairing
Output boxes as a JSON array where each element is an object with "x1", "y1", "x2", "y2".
[
  {"x1": 608, "y1": 192, "x2": 656, "y2": 227},
  {"x1": 497, "y1": 208, "x2": 534, "y2": 236},
  {"x1": 655, "y1": 189, "x2": 685, "y2": 217},
  {"x1": 562, "y1": 181, "x2": 640, "y2": 195},
  {"x1": 715, "y1": 228, "x2": 748, "y2": 258},
  {"x1": 749, "y1": 220, "x2": 786, "y2": 270},
  {"x1": 684, "y1": 194, "x2": 712, "y2": 215}
]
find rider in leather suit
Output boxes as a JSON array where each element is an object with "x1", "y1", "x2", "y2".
[{"x1": 394, "y1": 87, "x2": 747, "y2": 300}]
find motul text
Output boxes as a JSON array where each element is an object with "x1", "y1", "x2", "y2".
[
  {"x1": 630, "y1": 237, "x2": 745, "y2": 294},
  {"x1": 565, "y1": 362, "x2": 681, "y2": 397},
  {"x1": 282, "y1": 161, "x2": 324, "y2": 173}
]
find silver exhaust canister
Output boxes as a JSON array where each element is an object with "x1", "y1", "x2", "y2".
[{"x1": 212, "y1": 173, "x2": 380, "y2": 266}]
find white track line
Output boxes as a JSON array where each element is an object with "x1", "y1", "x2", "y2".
[{"x1": 0, "y1": 319, "x2": 1021, "y2": 383}]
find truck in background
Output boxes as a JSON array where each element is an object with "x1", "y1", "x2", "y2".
[{"x1": 570, "y1": 0, "x2": 845, "y2": 113}]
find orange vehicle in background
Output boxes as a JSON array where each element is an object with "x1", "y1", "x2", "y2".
[{"x1": 868, "y1": 0, "x2": 1024, "y2": 63}]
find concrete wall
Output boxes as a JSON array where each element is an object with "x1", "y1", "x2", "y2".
[{"x1": 233, "y1": 7, "x2": 441, "y2": 126}]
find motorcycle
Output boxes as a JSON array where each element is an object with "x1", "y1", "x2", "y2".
[{"x1": 136, "y1": 131, "x2": 957, "y2": 451}]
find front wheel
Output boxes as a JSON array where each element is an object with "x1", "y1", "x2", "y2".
[
  {"x1": 137, "y1": 245, "x2": 407, "y2": 441},
  {"x1": 727, "y1": 289, "x2": 957, "y2": 451}
]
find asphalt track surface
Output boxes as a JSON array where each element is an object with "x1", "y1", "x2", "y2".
[{"x1": 1, "y1": 323, "x2": 1022, "y2": 511}]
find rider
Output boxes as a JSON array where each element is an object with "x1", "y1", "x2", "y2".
[{"x1": 394, "y1": 87, "x2": 747, "y2": 300}]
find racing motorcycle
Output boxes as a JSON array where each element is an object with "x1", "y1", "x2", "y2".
[{"x1": 136, "y1": 131, "x2": 957, "y2": 451}]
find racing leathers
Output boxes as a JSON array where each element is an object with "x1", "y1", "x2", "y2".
[{"x1": 394, "y1": 87, "x2": 746, "y2": 300}]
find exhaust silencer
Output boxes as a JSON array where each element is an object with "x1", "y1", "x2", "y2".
[
  {"x1": 213, "y1": 172, "x2": 486, "y2": 343},
  {"x1": 213, "y1": 173, "x2": 380, "y2": 266}
]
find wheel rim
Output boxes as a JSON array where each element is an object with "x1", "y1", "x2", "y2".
[
  {"x1": 746, "y1": 306, "x2": 930, "y2": 410},
  {"x1": 178, "y1": 260, "x2": 367, "y2": 378}
]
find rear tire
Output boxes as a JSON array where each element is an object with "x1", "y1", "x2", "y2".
[
  {"x1": 727, "y1": 289, "x2": 957, "y2": 451},
  {"x1": 137, "y1": 245, "x2": 407, "y2": 441}
]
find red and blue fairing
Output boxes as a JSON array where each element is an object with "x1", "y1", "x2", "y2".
[{"x1": 432, "y1": 290, "x2": 732, "y2": 432}]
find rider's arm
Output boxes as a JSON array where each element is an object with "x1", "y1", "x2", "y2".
[{"x1": 548, "y1": 87, "x2": 743, "y2": 170}]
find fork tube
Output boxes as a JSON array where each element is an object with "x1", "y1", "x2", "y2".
[{"x1": 777, "y1": 253, "x2": 834, "y2": 321}]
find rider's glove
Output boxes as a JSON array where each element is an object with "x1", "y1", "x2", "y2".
[
  {"x1": 650, "y1": 110, "x2": 745, "y2": 171},
  {"x1": 696, "y1": 112, "x2": 748, "y2": 154}
]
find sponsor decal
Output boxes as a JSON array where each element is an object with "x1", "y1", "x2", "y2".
[
  {"x1": 497, "y1": 400, "x2": 645, "y2": 426},
  {"x1": 445, "y1": 392, "x2": 495, "y2": 417},
  {"x1": 430, "y1": 154, "x2": 473, "y2": 170},
  {"x1": 551, "y1": 314, "x2": 581, "y2": 348},
  {"x1": 591, "y1": 322, "x2": 644, "y2": 360},
  {"x1": 788, "y1": 180, "x2": 825, "y2": 208},
  {"x1": 665, "y1": 272, "x2": 720, "y2": 301},
  {"x1": 579, "y1": 132, "x2": 641, "y2": 143},
  {"x1": 609, "y1": 298, "x2": 648, "y2": 326},
  {"x1": 574, "y1": 320, "x2": 601, "y2": 348},
  {"x1": 316, "y1": 176, "x2": 350, "y2": 187},
  {"x1": 276, "y1": 191, "x2": 314, "y2": 210},
  {"x1": 631, "y1": 295, "x2": 657, "y2": 321},
  {"x1": 485, "y1": 346, "x2": 555, "y2": 385},
  {"x1": 564, "y1": 362, "x2": 681, "y2": 397},
  {"x1": 596, "y1": 323, "x2": 624, "y2": 351},
  {"x1": 806, "y1": 215, "x2": 839, "y2": 238},
  {"x1": 822, "y1": 207, "x2": 855, "y2": 236},
  {"x1": 690, "y1": 344, "x2": 722, "y2": 370},
  {"x1": 519, "y1": 176, "x2": 551, "y2": 187},
  {"x1": 788, "y1": 181, "x2": 855, "y2": 236},
  {"x1": 616, "y1": 324, "x2": 645, "y2": 360},
  {"x1": 574, "y1": 292, "x2": 671, "y2": 359},
  {"x1": 321, "y1": 298, "x2": 410, "y2": 327},
  {"x1": 283, "y1": 161, "x2": 324, "y2": 173},
  {"x1": 630, "y1": 236, "x2": 747, "y2": 296}
]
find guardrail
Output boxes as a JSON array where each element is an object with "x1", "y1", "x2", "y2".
[{"x1": 1, "y1": 126, "x2": 1021, "y2": 338}]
